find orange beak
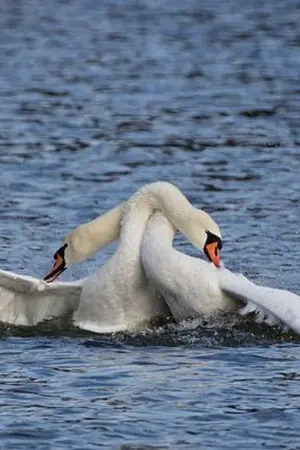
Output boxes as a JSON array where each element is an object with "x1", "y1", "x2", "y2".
[
  {"x1": 204, "y1": 241, "x2": 221, "y2": 268},
  {"x1": 44, "y1": 244, "x2": 67, "y2": 283}
]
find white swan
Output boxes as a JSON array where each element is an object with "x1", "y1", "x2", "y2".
[
  {"x1": 142, "y1": 213, "x2": 300, "y2": 334},
  {"x1": 44, "y1": 182, "x2": 225, "y2": 333},
  {"x1": 141, "y1": 212, "x2": 237, "y2": 321},
  {"x1": 141, "y1": 212, "x2": 300, "y2": 334}
]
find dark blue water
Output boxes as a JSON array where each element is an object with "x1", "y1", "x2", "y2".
[{"x1": 1, "y1": 0, "x2": 300, "y2": 448}]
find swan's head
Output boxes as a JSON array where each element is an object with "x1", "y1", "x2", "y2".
[
  {"x1": 43, "y1": 218, "x2": 107, "y2": 283},
  {"x1": 44, "y1": 230, "x2": 88, "y2": 282},
  {"x1": 43, "y1": 243, "x2": 69, "y2": 282},
  {"x1": 184, "y1": 208, "x2": 223, "y2": 268}
]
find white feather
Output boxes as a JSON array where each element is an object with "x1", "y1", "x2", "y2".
[{"x1": 218, "y1": 268, "x2": 300, "y2": 334}]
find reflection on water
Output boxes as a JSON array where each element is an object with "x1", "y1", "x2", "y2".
[{"x1": 1, "y1": 0, "x2": 300, "y2": 448}]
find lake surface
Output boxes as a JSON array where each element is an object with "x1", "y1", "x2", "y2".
[{"x1": 1, "y1": 0, "x2": 300, "y2": 448}]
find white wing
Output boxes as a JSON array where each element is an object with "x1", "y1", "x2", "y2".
[
  {"x1": 0, "y1": 269, "x2": 83, "y2": 326},
  {"x1": 218, "y1": 268, "x2": 300, "y2": 334}
]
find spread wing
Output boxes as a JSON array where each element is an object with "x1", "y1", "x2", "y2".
[
  {"x1": 218, "y1": 268, "x2": 300, "y2": 334},
  {"x1": 0, "y1": 269, "x2": 83, "y2": 326}
]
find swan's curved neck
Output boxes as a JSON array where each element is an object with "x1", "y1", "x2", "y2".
[
  {"x1": 66, "y1": 182, "x2": 193, "y2": 264},
  {"x1": 65, "y1": 203, "x2": 123, "y2": 265},
  {"x1": 64, "y1": 181, "x2": 220, "y2": 265},
  {"x1": 120, "y1": 182, "x2": 192, "y2": 239},
  {"x1": 122, "y1": 182, "x2": 221, "y2": 255}
]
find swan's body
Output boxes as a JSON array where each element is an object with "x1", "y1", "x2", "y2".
[
  {"x1": 218, "y1": 269, "x2": 300, "y2": 334},
  {"x1": 69, "y1": 182, "x2": 222, "y2": 333},
  {"x1": 141, "y1": 213, "x2": 237, "y2": 320},
  {"x1": 0, "y1": 269, "x2": 82, "y2": 326}
]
